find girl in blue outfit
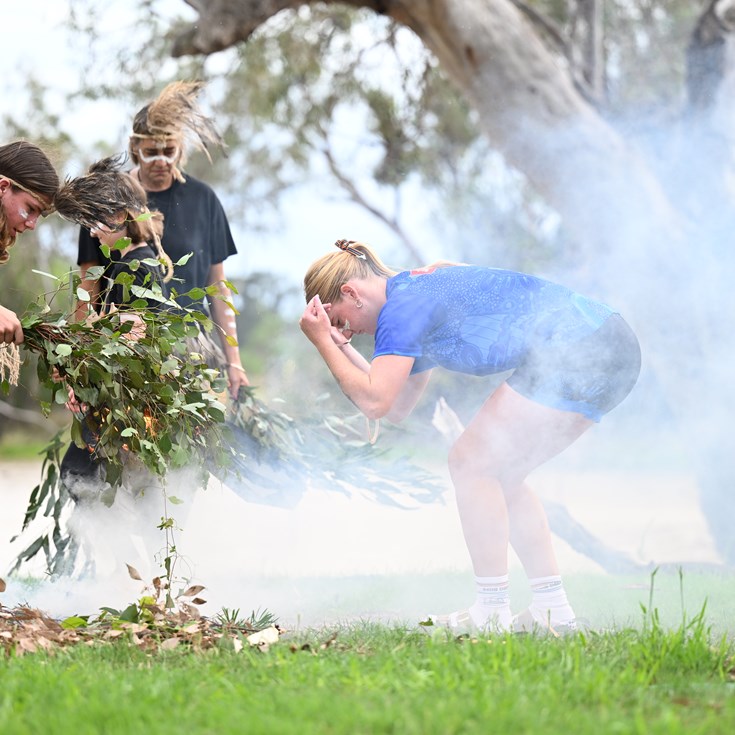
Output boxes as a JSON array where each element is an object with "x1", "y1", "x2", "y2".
[{"x1": 300, "y1": 239, "x2": 641, "y2": 634}]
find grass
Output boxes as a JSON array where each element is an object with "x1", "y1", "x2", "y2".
[
  {"x1": 1, "y1": 612, "x2": 734, "y2": 735},
  {"x1": 0, "y1": 428, "x2": 61, "y2": 461},
  {"x1": 2, "y1": 569, "x2": 735, "y2": 734}
]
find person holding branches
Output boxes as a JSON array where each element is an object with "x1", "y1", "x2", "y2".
[
  {"x1": 0, "y1": 140, "x2": 59, "y2": 345},
  {"x1": 75, "y1": 80, "x2": 249, "y2": 400},
  {"x1": 53, "y1": 155, "x2": 174, "y2": 499},
  {"x1": 299, "y1": 239, "x2": 641, "y2": 634},
  {"x1": 56, "y1": 154, "x2": 173, "y2": 315}
]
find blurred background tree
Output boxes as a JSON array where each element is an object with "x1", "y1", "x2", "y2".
[
  {"x1": 4, "y1": 0, "x2": 729, "y2": 571},
  {"x1": 0, "y1": 0, "x2": 708, "y2": 431},
  {"x1": 0, "y1": 0, "x2": 716, "y2": 452}
]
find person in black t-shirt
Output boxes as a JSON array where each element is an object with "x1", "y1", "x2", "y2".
[
  {"x1": 54, "y1": 155, "x2": 173, "y2": 500},
  {"x1": 76, "y1": 81, "x2": 249, "y2": 400},
  {"x1": 59, "y1": 155, "x2": 173, "y2": 313}
]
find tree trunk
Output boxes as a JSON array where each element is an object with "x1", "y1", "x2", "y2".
[{"x1": 579, "y1": 0, "x2": 605, "y2": 101}]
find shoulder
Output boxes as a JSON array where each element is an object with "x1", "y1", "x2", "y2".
[{"x1": 178, "y1": 174, "x2": 220, "y2": 199}]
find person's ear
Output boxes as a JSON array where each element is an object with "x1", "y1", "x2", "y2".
[
  {"x1": 0, "y1": 177, "x2": 10, "y2": 196},
  {"x1": 339, "y1": 283, "x2": 355, "y2": 300}
]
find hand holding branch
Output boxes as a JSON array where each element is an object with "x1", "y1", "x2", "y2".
[{"x1": 0, "y1": 304, "x2": 23, "y2": 345}]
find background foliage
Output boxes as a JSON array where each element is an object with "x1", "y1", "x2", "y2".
[{"x1": 0, "y1": 0, "x2": 707, "y2": 445}]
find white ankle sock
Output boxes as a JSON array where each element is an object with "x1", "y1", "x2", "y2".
[
  {"x1": 528, "y1": 575, "x2": 575, "y2": 626},
  {"x1": 469, "y1": 574, "x2": 512, "y2": 630}
]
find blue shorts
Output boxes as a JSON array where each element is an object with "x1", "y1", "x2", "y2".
[{"x1": 506, "y1": 314, "x2": 641, "y2": 422}]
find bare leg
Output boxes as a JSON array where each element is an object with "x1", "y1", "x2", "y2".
[
  {"x1": 505, "y1": 481, "x2": 560, "y2": 579},
  {"x1": 436, "y1": 383, "x2": 593, "y2": 630},
  {"x1": 449, "y1": 383, "x2": 591, "y2": 575}
]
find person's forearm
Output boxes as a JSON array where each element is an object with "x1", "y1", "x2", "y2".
[
  {"x1": 206, "y1": 265, "x2": 249, "y2": 396},
  {"x1": 208, "y1": 286, "x2": 244, "y2": 367},
  {"x1": 333, "y1": 341, "x2": 370, "y2": 373},
  {"x1": 314, "y1": 340, "x2": 391, "y2": 419}
]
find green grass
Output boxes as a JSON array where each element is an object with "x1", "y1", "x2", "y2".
[
  {"x1": 1, "y1": 614, "x2": 734, "y2": 735},
  {"x1": 0, "y1": 428, "x2": 61, "y2": 461}
]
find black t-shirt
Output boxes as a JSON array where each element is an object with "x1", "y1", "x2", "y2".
[
  {"x1": 78, "y1": 174, "x2": 237, "y2": 310},
  {"x1": 102, "y1": 243, "x2": 169, "y2": 313}
]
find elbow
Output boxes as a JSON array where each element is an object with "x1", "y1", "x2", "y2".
[{"x1": 360, "y1": 396, "x2": 394, "y2": 421}]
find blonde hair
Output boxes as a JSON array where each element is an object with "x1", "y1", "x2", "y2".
[
  {"x1": 129, "y1": 223, "x2": 174, "y2": 284},
  {"x1": 120, "y1": 185, "x2": 173, "y2": 284},
  {"x1": 304, "y1": 240, "x2": 397, "y2": 304}
]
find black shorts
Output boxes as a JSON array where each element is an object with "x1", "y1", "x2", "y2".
[{"x1": 506, "y1": 314, "x2": 641, "y2": 421}]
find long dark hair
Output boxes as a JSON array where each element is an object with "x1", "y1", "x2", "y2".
[
  {"x1": 0, "y1": 140, "x2": 59, "y2": 263},
  {"x1": 0, "y1": 140, "x2": 59, "y2": 203},
  {"x1": 55, "y1": 155, "x2": 173, "y2": 282}
]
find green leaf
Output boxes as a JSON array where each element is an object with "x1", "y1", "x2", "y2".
[
  {"x1": 31, "y1": 269, "x2": 60, "y2": 281},
  {"x1": 85, "y1": 265, "x2": 106, "y2": 281},
  {"x1": 100, "y1": 244, "x2": 111, "y2": 258},
  {"x1": 111, "y1": 236, "x2": 132, "y2": 251},
  {"x1": 114, "y1": 272, "x2": 135, "y2": 286},
  {"x1": 61, "y1": 615, "x2": 89, "y2": 629},
  {"x1": 118, "y1": 604, "x2": 140, "y2": 623},
  {"x1": 174, "y1": 253, "x2": 193, "y2": 266},
  {"x1": 76, "y1": 287, "x2": 91, "y2": 302},
  {"x1": 160, "y1": 358, "x2": 179, "y2": 375},
  {"x1": 70, "y1": 420, "x2": 86, "y2": 449},
  {"x1": 186, "y1": 287, "x2": 207, "y2": 301},
  {"x1": 168, "y1": 496, "x2": 184, "y2": 505},
  {"x1": 120, "y1": 427, "x2": 139, "y2": 437}
]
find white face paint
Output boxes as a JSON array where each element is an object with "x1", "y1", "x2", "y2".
[
  {"x1": 17, "y1": 208, "x2": 29, "y2": 221},
  {"x1": 339, "y1": 319, "x2": 351, "y2": 335},
  {"x1": 137, "y1": 143, "x2": 180, "y2": 164}
]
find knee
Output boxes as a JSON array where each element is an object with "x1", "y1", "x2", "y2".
[
  {"x1": 448, "y1": 435, "x2": 527, "y2": 490},
  {"x1": 448, "y1": 435, "x2": 500, "y2": 483}
]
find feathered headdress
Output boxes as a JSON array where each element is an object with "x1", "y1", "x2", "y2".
[
  {"x1": 54, "y1": 155, "x2": 147, "y2": 231},
  {"x1": 130, "y1": 81, "x2": 225, "y2": 170}
]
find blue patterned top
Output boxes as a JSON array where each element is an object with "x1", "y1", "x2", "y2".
[{"x1": 373, "y1": 265, "x2": 615, "y2": 375}]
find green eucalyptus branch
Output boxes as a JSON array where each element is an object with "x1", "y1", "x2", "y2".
[{"x1": 21, "y1": 302, "x2": 228, "y2": 486}]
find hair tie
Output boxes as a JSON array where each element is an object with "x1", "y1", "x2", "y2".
[{"x1": 334, "y1": 239, "x2": 366, "y2": 259}]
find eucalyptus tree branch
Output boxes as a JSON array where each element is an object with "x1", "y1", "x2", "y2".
[
  {"x1": 321, "y1": 140, "x2": 426, "y2": 264},
  {"x1": 509, "y1": 0, "x2": 602, "y2": 106}
]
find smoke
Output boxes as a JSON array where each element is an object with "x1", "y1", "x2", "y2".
[{"x1": 1, "y1": 411, "x2": 724, "y2": 632}]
